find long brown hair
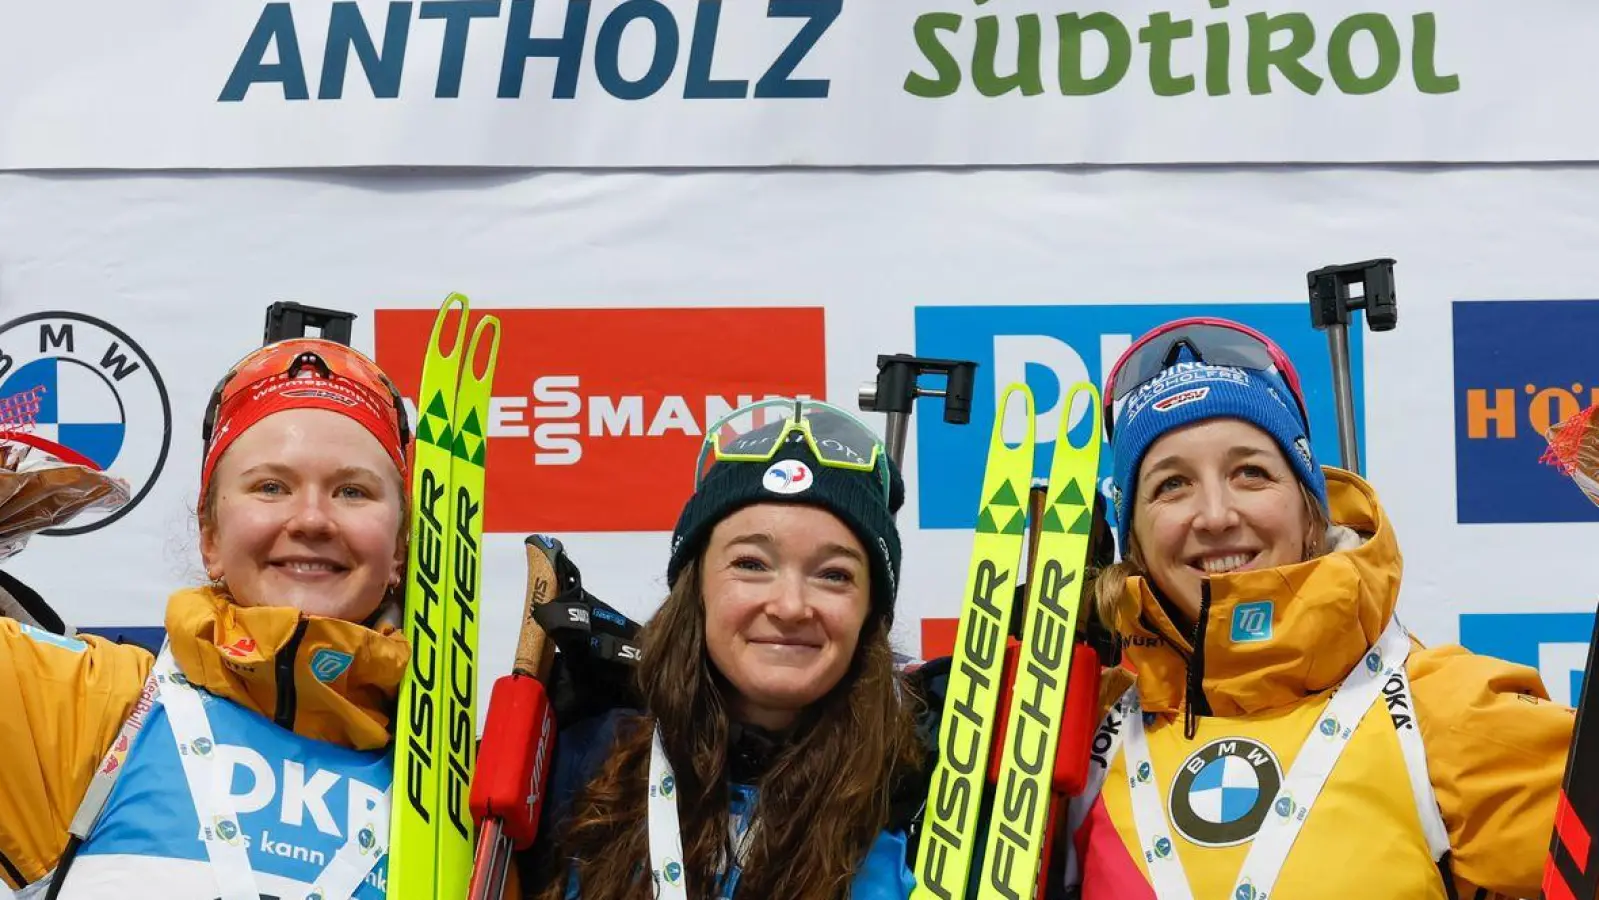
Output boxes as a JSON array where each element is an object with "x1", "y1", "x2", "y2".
[
  {"x1": 534, "y1": 558, "x2": 923, "y2": 900},
  {"x1": 1094, "y1": 481, "x2": 1331, "y2": 636}
]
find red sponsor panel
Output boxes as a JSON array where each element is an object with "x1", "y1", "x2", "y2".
[
  {"x1": 921, "y1": 617, "x2": 958, "y2": 660},
  {"x1": 375, "y1": 307, "x2": 827, "y2": 533}
]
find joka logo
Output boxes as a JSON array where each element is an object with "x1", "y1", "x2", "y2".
[
  {"x1": 0, "y1": 312, "x2": 172, "y2": 534},
  {"x1": 376, "y1": 307, "x2": 825, "y2": 532},
  {"x1": 913, "y1": 303, "x2": 1361, "y2": 531},
  {"x1": 1452, "y1": 299, "x2": 1599, "y2": 523},
  {"x1": 1460, "y1": 611, "x2": 1592, "y2": 707},
  {"x1": 1168, "y1": 737, "x2": 1283, "y2": 848}
]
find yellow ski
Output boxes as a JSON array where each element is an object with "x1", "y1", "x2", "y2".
[{"x1": 912, "y1": 384, "x2": 1036, "y2": 900}]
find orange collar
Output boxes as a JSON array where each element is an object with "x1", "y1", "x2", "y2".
[
  {"x1": 163, "y1": 587, "x2": 409, "y2": 750},
  {"x1": 1118, "y1": 468, "x2": 1402, "y2": 717}
]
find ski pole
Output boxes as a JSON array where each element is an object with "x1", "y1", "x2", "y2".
[
  {"x1": 1307, "y1": 259, "x2": 1398, "y2": 476},
  {"x1": 1538, "y1": 404, "x2": 1599, "y2": 899},
  {"x1": 466, "y1": 536, "x2": 564, "y2": 900}
]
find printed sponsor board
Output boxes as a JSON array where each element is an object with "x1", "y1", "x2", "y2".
[
  {"x1": 1452, "y1": 299, "x2": 1599, "y2": 524},
  {"x1": 374, "y1": 306, "x2": 827, "y2": 533}
]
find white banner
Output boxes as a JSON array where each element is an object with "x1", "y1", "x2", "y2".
[
  {"x1": 3, "y1": 166, "x2": 1597, "y2": 715},
  {"x1": 2, "y1": 0, "x2": 1598, "y2": 170}
]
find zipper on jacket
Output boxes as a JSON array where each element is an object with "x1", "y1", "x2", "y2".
[
  {"x1": 0, "y1": 844, "x2": 25, "y2": 891},
  {"x1": 275, "y1": 619, "x2": 310, "y2": 730},
  {"x1": 1183, "y1": 581, "x2": 1214, "y2": 740}
]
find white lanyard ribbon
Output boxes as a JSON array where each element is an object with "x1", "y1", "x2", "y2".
[
  {"x1": 155, "y1": 647, "x2": 388, "y2": 900},
  {"x1": 646, "y1": 725, "x2": 760, "y2": 900},
  {"x1": 1120, "y1": 617, "x2": 1413, "y2": 900},
  {"x1": 647, "y1": 726, "x2": 690, "y2": 900}
]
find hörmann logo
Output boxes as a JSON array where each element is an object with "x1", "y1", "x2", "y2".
[
  {"x1": 0, "y1": 312, "x2": 171, "y2": 534},
  {"x1": 1452, "y1": 299, "x2": 1599, "y2": 523},
  {"x1": 376, "y1": 306, "x2": 827, "y2": 532}
]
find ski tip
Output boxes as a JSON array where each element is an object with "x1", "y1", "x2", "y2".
[
  {"x1": 992, "y1": 382, "x2": 1036, "y2": 452},
  {"x1": 430, "y1": 293, "x2": 473, "y2": 360},
  {"x1": 464, "y1": 315, "x2": 501, "y2": 384},
  {"x1": 1061, "y1": 381, "x2": 1104, "y2": 455}
]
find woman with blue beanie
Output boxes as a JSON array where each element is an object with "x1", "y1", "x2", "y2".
[{"x1": 1064, "y1": 318, "x2": 1573, "y2": 899}]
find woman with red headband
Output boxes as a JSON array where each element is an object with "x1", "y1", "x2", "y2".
[
  {"x1": 0, "y1": 339, "x2": 505, "y2": 899},
  {"x1": 1065, "y1": 319, "x2": 1573, "y2": 899}
]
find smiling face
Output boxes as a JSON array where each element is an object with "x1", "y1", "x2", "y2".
[
  {"x1": 1131, "y1": 418, "x2": 1311, "y2": 623},
  {"x1": 700, "y1": 503, "x2": 872, "y2": 732},
  {"x1": 200, "y1": 408, "x2": 406, "y2": 621}
]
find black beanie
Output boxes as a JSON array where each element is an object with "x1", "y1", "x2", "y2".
[{"x1": 667, "y1": 431, "x2": 905, "y2": 624}]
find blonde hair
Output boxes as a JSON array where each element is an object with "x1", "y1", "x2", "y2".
[{"x1": 1093, "y1": 482, "x2": 1331, "y2": 636}]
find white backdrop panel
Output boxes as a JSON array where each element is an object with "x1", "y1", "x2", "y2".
[{"x1": 1, "y1": 165, "x2": 1594, "y2": 709}]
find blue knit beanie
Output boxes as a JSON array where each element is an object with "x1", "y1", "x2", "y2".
[{"x1": 1109, "y1": 352, "x2": 1328, "y2": 548}]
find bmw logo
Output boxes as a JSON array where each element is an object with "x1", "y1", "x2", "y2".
[
  {"x1": 0, "y1": 312, "x2": 171, "y2": 534},
  {"x1": 1167, "y1": 737, "x2": 1284, "y2": 848}
]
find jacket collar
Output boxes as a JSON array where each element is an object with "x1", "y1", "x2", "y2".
[
  {"x1": 1118, "y1": 467, "x2": 1401, "y2": 718},
  {"x1": 163, "y1": 587, "x2": 410, "y2": 750}
]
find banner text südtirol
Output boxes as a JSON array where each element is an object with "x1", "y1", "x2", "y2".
[{"x1": 905, "y1": 5, "x2": 1460, "y2": 98}]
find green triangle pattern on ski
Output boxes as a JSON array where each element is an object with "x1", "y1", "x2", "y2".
[
  {"x1": 1069, "y1": 508, "x2": 1092, "y2": 535},
  {"x1": 976, "y1": 507, "x2": 1001, "y2": 534},
  {"x1": 1002, "y1": 509, "x2": 1027, "y2": 535},
  {"x1": 452, "y1": 409, "x2": 487, "y2": 462},
  {"x1": 1055, "y1": 478, "x2": 1086, "y2": 507},
  {"x1": 426, "y1": 392, "x2": 450, "y2": 419},
  {"x1": 1042, "y1": 507, "x2": 1066, "y2": 533},
  {"x1": 419, "y1": 391, "x2": 454, "y2": 449},
  {"x1": 989, "y1": 480, "x2": 1021, "y2": 507}
]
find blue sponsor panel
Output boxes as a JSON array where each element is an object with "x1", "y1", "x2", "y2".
[
  {"x1": 913, "y1": 304, "x2": 1363, "y2": 530},
  {"x1": 1452, "y1": 299, "x2": 1599, "y2": 524}
]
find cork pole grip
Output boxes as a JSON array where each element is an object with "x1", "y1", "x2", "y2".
[{"x1": 513, "y1": 538, "x2": 560, "y2": 681}]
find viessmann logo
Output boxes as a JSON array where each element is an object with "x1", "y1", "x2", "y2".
[{"x1": 375, "y1": 306, "x2": 827, "y2": 533}]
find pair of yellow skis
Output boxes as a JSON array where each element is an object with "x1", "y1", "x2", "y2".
[
  {"x1": 914, "y1": 381, "x2": 1103, "y2": 900},
  {"x1": 390, "y1": 294, "x2": 501, "y2": 898}
]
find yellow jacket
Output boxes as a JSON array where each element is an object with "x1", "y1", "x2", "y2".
[
  {"x1": 1071, "y1": 468, "x2": 1573, "y2": 898},
  {"x1": 0, "y1": 587, "x2": 412, "y2": 892}
]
